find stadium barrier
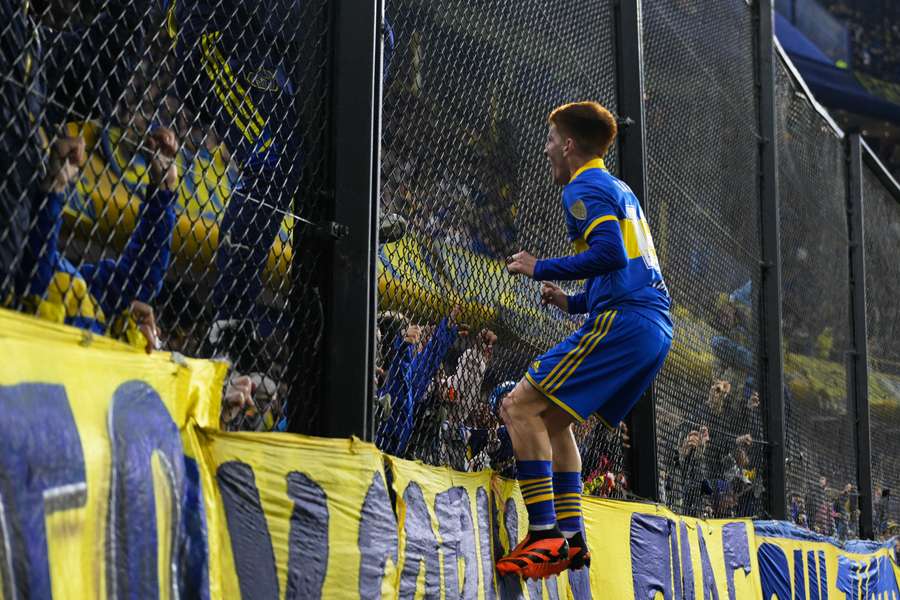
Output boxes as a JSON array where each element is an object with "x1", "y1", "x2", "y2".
[{"x1": 1, "y1": 306, "x2": 897, "y2": 599}]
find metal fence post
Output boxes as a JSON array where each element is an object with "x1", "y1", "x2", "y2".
[
  {"x1": 319, "y1": 0, "x2": 383, "y2": 438},
  {"x1": 756, "y1": 0, "x2": 788, "y2": 520},
  {"x1": 614, "y1": 0, "x2": 658, "y2": 502},
  {"x1": 847, "y1": 134, "x2": 874, "y2": 538}
]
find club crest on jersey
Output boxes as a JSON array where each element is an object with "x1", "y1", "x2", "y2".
[
  {"x1": 247, "y1": 69, "x2": 279, "y2": 92},
  {"x1": 569, "y1": 199, "x2": 587, "y2": 220}
]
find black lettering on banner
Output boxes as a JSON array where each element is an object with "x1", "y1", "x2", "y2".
[
  {"x1": 358, "y1": 471, "x2": 398, "y2": 599},
  {"x1": 106, "y1": 381, "x2": 184, "y2": 600},
  {"x1": 285, "y1": 472, "x2": 328, "y2": 599},
  {"x1": 0, "y1": 384, "x2": 87, "y2": 600},
  {"x1": 476, "y1": 488, "x2": 497, "y2": 600},
  {"x1": 435, "y1": 487, "x2": 478, "y2": 599},
  {"x1": 217, "y1": 461, "x2": 279, "y2": 599},
  {"x1": 398, "y1": 482, "x2": 441, "y2": 599}
]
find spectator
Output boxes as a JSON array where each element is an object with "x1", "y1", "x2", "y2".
[
  {"x1": 221, "y1": 371, "x2": 285, "y2": 432},
  {"x1": 431, "y1": 328, "x2": 498, "y2": 467},
  {"x1": 711, "y1": 281, "x2": 754, "y2": 384},
  {"x1": 1, "y1": 0, "x2": 156, "y2": 299},
  {"x1": 15, "y1": 129, "x2": 179, "y2": 352},
  {"x1": 374, "y1": 305, "x2": 466, "y2": 456},
  {"x1": 833, "y1": 483, "x2": 855, "y2": 541},
  {"x1": 790, "y1": 493, "x2": 808, "y2": 527}
]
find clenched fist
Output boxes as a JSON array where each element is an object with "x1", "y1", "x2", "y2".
[{"x1": 540, "y1": 281, "x2": 568, "y2": 312}]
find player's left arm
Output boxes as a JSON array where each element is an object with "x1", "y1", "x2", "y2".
[
  {"x1": 532, "y1": 221, "x2": 627, "y2": 281},
  {"x1": 507, "y1": 222, "x2": 627, "y2": 281},
  {"x1": 507, "y1": 186, "x2": 627, "y2": 280}
]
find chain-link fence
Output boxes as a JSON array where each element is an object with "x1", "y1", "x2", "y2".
[
  {"x1": 862, "y1": 166, "x2": 900, "y2": 538},
  {"x1": 776, "y1": 61, "x2": 859, "y2": 539},
  {"x1": 0, "y1": 0, "x2": 331, "y2": 433},
  {"x1": 2, "y1": 0, "x2": 900, "y2": 537},
  {"x1": 642, "y1": 0, "x2": 767, "y2": 518},
  {"x1": 375, "y1": 0, "x2": 632, "y2": 494}
]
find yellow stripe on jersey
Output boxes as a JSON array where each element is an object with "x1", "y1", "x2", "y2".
[
  {"x1": 583, "y1": 214, "x2": 617, "y2": 239},
  {"x1": 548, "y1": 311, "x2": 617, "y2": 394},
  {"x1": 200, "y1": 33, "x2": 271, "y2": 150},
  {"x1": 539, "y1": 311, "x2": 609, "y2": 390},
  {"x1": 542, "y1": 311, "x2": 613, "y2": 393},
  {"x1": 571, "y1": 217, "x2": 658, "y2": 263},
  {"x1": 620, "y1": 218, "x2": 658, "y2": 262}
]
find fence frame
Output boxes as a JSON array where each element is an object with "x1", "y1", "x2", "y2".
[
  {"x1": 848, "y1": 134, "x2": 874, "y2": 538},
  {"x1": 314, "y1": 0, "x2": 900, "y2": 528},
  {"x1": 320, "y1": 0, "x2": 384, "y2": 438},
  {"x1": 615, "y1": 0, "x2": 658, "y2": 502},
  {"x1": 757, "y1": 0, "x2": 788, "y2": 520},
  {"x1": 858, "y1": 137, "x2": 900, "y2": 537}
]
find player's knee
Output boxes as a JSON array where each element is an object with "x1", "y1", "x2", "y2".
[{"x1": 499, "y1": 393, "x2": 517, "y2": 426}]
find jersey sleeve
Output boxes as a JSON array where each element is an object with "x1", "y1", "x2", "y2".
[{"x1": 562, "y1": 183, "x2": 620, "y2": 246}]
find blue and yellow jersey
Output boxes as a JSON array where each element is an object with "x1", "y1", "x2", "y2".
[
  {"x1": 563, "y1": 158, "x2": 671, "y2": 333},
  {"x1": 16, "y1": 188, "x2": 177, "y2": 347}
]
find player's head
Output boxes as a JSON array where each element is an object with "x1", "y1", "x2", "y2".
[{"x1": 545, "y1": 101, "x2": 618, "y2": 186}]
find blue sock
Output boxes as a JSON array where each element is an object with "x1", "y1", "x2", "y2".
[
  {"x1": 517, "y1": 460, "x2": 556, "y2": 530},
  {"x1": 553, "y1": 471, "x2": 583, "y2": 536}
]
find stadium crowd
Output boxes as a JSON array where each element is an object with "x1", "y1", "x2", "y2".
[
  {"x1": 823, "y1": 1, "x2": 900, "y2": 81},
  {"x1": 0, "y1": 0, "x2": 341, "y2": 432}
]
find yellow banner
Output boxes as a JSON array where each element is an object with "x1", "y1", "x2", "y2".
[
  {"x1": 192, "y1": 430, "x2": 394, "y2": 600},
  {"x1": 0, "y1": 307, "x2": 227, "y2": 599},
  {"x1": 755, "y1": 522, "x2": 900, "y2": 599},
  {"x1": 388, "y1": 456, "x2": 576, "y2": 599},
  {"x1": 1, "y1": 307, "x2": 897, "y2": 599},
  {"x1": 582, "y1": 499, "x2": 762, "y2": 599}
]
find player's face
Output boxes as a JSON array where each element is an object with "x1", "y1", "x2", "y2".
[{"x1": 544, "y1": 125, "x2": 570, "y2": 186}]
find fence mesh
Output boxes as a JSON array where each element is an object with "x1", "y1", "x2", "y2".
[
  {"x1": 862, "y1": 166, "x2": 900, "y2": 538},
  {"x1": 0, "y1": 0, "x2": 332, "y2": 432},
  {"x1": 776, "y1": 61, "x2": 859, "y2": 539},
  {"x1": 2, "y1": 0, "x2": 899, "y2": 537},
  {"x1": 376, "y1": 0, "x2": 632, "y2": 492},
  {"x1": 643, "y1": 0, "x2": 767, "y2": 518}
]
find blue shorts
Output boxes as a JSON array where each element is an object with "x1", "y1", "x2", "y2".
[{"x1": 525, "y1": 309, "x2": 671, "y2": 426}]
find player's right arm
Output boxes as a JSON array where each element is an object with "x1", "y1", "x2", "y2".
[{"x1": 540, "y1": 281, "x2": 589, "y2": 315}]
